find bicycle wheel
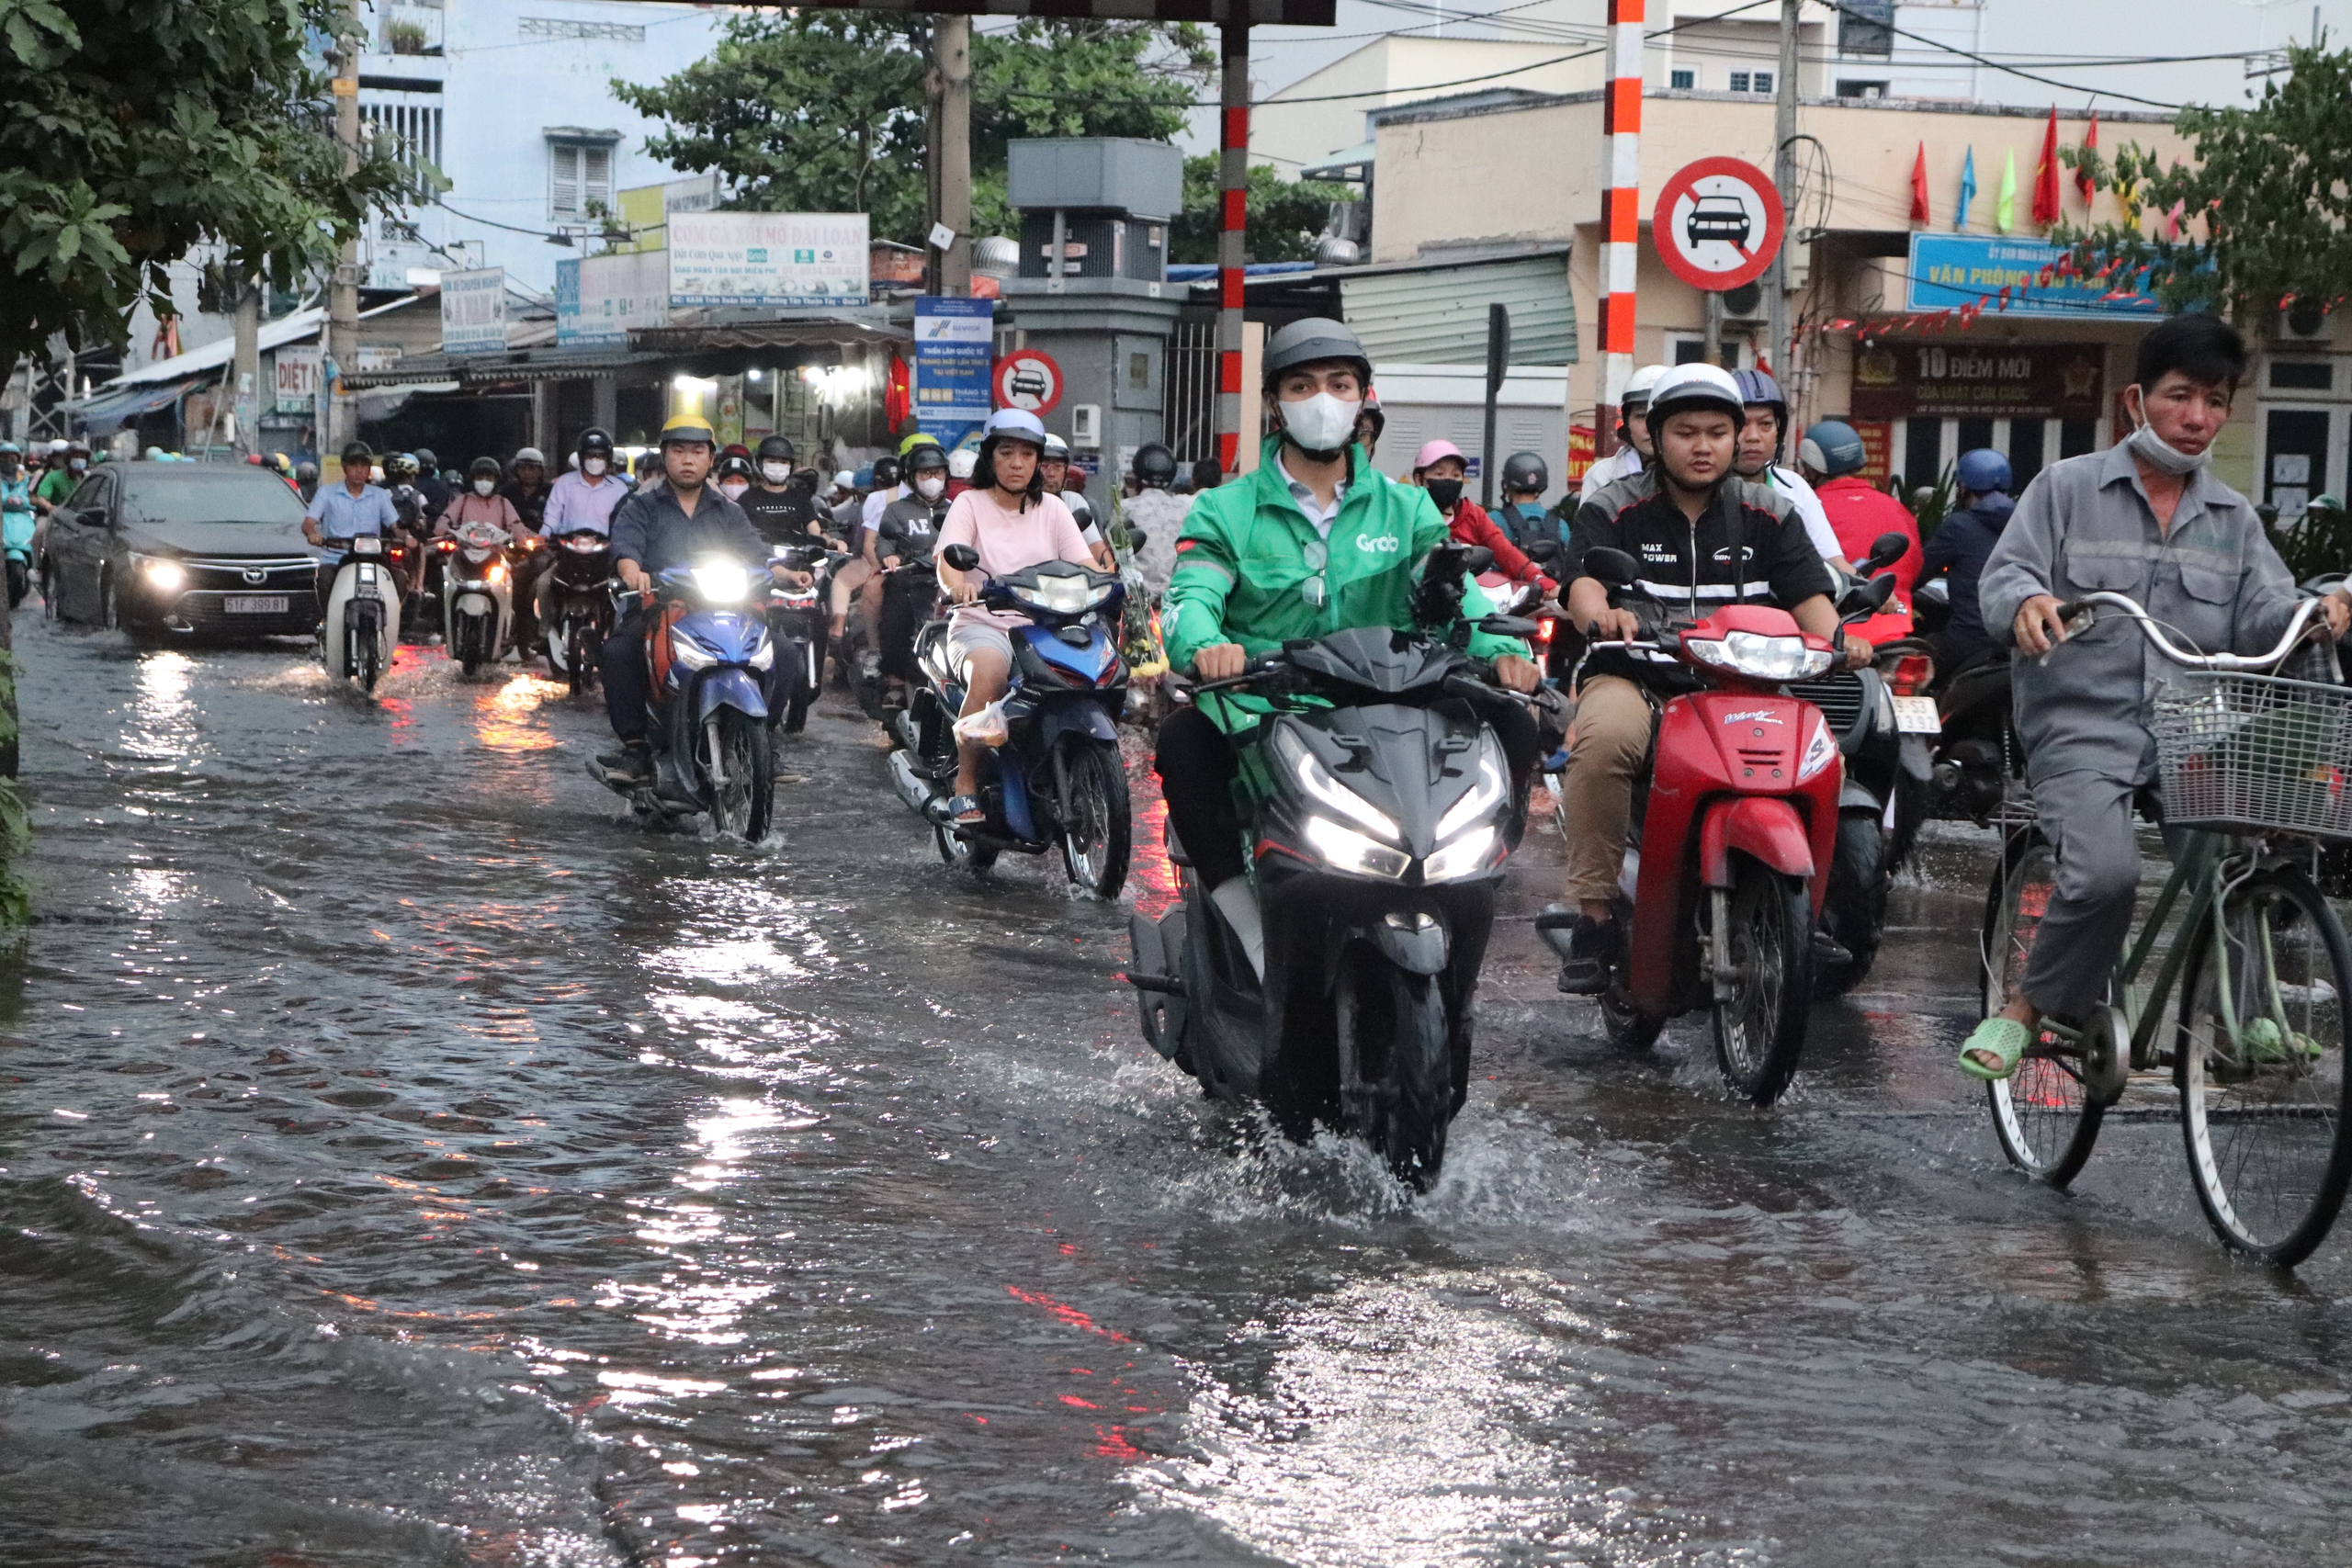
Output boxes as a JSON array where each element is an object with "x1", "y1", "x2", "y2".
[
  {"x1": 2176, "y1": 863, "x2": 2352, "y2": 1267},
  {"x1": 1983, "y1": 826, "x2": 2106, "y2": 1187}
]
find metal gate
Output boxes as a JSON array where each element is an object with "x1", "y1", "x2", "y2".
[{"x1": 1161, "y1": 319, "x2": 1217, "y2": 466}]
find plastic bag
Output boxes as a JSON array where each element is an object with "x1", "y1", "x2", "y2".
[{"x1": 953, "y1": 698, "x2": 1010, "y2": 748}]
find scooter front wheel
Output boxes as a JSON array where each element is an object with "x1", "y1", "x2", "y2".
[
  {"x1": 706, "y1": 709, "x2": 775, "y2": 841},
  {"x1": 1336, "y1": 946, "x2": 1453, "y2": 1190},
  {"x1": 1711, "y1": 857, "x2": 1814, "y2": 1105},
  {"x1": 1057, "y1": 739, "x2": 1131, "y2": 899}
]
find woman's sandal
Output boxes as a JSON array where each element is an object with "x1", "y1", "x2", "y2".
[
  {"x1": 1958, "y1": 1016, "x2": 2032, "y2": 1081},
  {"x1": 947, "y1": 793, "x2": 985, "y2": 827}
]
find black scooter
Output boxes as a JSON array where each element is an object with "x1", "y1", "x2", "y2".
[
  {"x1": 543, "y1": 529, "x2": 615, "y2": 694},
  {"x1": 764, "y1": 545, "x2": 839, "y2": 734}
]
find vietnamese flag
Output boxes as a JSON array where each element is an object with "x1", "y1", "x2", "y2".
[
  {"x1": 1909, "y1": 142, "x2": 1930, "y2": 224},
  {"x1": 2075, "y1": 111, "x2": 2099, "y2": 203},
  {"x1": 2031, "y1": 106, "x2": 2063, "y2": 226}
]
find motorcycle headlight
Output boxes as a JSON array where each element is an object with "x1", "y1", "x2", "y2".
[
  {"x1": 564, "y1": 536, "x2": 605, "y2": 555},
  {"x1": 1684, "y1": 630, "x2": 1834, "y2": 682},
  {"x1": 1797, "y1": 713, "x2": 1838, "y2": 782},
  {"x1": 1302, "y1": 815, "x2": 1412, "y2": 880},
  {"x1": 1433, "y1": 739, "x2": 1507, "y2": 844},
  {"x1": 670, "y1": 632, "x2": 717, "y2": 671},
  {"x1": 691, "y1": 560, "x2": 751, "y2": 604},
  {"x1": 1422, "y1": 824, "x2": 1500, "y2": 883},
  {"x1": 135, "y1": 556, "x2": 184, "y2": 592},
  {"x1": 487, "y1": 560, "x2": 508, "y2": 585},
  {"x1": 1270, "y1": 723, "x2": 1400, "y2": 844},
  {"x1": 1013, "y1": 575, "x2": 1107, "y2": 615}
]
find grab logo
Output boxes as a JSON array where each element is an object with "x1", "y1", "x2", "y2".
[{"x1": 1357, "y1": 533, "x2": 1400, "y2": 554}]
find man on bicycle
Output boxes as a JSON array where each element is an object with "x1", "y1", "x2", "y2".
[{"x1": 1964, "y1": 315, "x2": 2352, "y2": 1079}]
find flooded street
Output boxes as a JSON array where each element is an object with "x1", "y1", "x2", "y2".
[{"x1": 7, "y1": 614, "x2": 2352, "y2": 1568}]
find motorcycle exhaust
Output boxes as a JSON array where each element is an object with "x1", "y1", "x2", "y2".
[{"x1": 887, "y1": 749, "x2": 938, "y2": 818}]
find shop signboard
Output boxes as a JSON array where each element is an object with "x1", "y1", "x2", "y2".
[
  {"x1": 668, "y1": 212, "x2": 870, "y2": 309},
  {"x1": 1906, "y1": 235, "x2": 2162, "y2": 318},
  {"x1": 1851, "y1": 419, "x2": 1894, "y2": 480},
  {"x1": 913, "y1": 296, "x2": 995, "y2": 450},
  {"x1": 440, "y1": 267, "x2": 507, "y2": 355},
  {"x1": 556, "y1": 252, "x2": 668, "y2": 347},
  {"x1": 1850, "y1": 341, "x2": 2106, "y2": 422},
  {"x1": 273, "y1": 344, "x2": 322, "y2": 414}
]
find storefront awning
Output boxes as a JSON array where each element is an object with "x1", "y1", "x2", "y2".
[{"x1": 62, "y1": 377, "x2": 204, "y2": 435}]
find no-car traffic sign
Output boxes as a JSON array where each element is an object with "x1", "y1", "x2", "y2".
[
  {"x1": 1652, "y1": 156, "x2": 1785, "y2": 294},
  {"x1": 993, "y1": 349, "x2": 1063, "y2": 415}
]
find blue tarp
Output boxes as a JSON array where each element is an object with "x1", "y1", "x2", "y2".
[{"x1": 65, "y1": 378, "x2": 203, "y2": 436}]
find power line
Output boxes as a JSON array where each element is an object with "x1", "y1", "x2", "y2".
[{"x1": 1815, "y1": 0, "x2": 2185, "y2": 109}]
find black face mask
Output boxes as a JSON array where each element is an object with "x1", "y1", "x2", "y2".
[{"x1": 1424, "y1": 478, "x2": 1464, "y2": 512}]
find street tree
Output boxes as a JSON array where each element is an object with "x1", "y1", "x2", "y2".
[
  {"x1": 616, "y1": 16, "x2": 1209, "y2": 243},
  {"x1": 0, "y1": 0, "x2": 405, "y2": 363},
  {"x1": 2055, "y1": 40, "x2": 2352, "y2": 326},
  {"x1": 1171, "y1": 159, "x2": 1353, "y2": 265}
]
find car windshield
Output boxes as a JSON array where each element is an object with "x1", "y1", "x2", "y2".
[{"x1": 122, "y1": 469, "x2": 306, "y2": 526}]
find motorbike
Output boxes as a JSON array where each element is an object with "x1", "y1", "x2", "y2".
[
  {"x1": 763, "y1": 546, "x2": 838, "y2": 735},
  {"x1": 1123, "y1": 546, "x2": 1534, "y2": 1188},
  {"x1": 3, "y1": 504, "x2": 32, "y2": 609},
  {"x1": 888, "y1": 545, "x2": 1132, "y2": 896},
  {"x1": 544, "y1": 528, "x2": 616, "y2": 694},
  {"x1": 592, "y1": 558, "x2": 775, "y2": 841},
  {"x1": 319, "y1": 534, "x2": 402, "y2": 694},
  {"x1": 434, "y1": 519, "x2": 517, "y2": 677},
  {"x1": 844, "y1": 558, "x2": 943, "y2": 723},
  {"x1": 1541, "y1": 545, "x2": 1844, "y2": 1105},
  {"x1": 1897, "y1": 576, "x2": 2023, "y2": 833}
]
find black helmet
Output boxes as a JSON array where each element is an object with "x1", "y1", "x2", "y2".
[
  {"x1": 295, "y1": 460, "x2": 320, "y2": 483},
  {"x1": 903, "y1": 441, "x2": 950, "y2": 475},
  {"x1": 467, "y1": 455, "x2": 502, "y2": 480},
  {"x1": 413, "y1": 447, "x2": 438, "y2": 473},
  {"x1": 1731, "y1": 367, "x2": 1787, "y2": 432},
  {"x1": 1133, "y1": 444, "x2": 1178, "y2": 489},
  {"x1": 872, "y1": 456, "x2": 900, "y2": 489},
  {"x1": 1501, "y1": 451, "x2": 1548, "y2": 493},
  {"x1": 383, "y1": 451, "x2": 419, "y2": 482},
  {"x1": 577, "y1": 427, "x2": 615, "y2": 459},
  {"x1": 341, "y1": 441, "x2": 373, "y2": 469},
  {"x1": 755, "y1": 434, "x2": 796, "y2": 465},
  {"x1": 715, "y1": 453, "x2": 754, "y2": 481},
  {"x1": 1261, "y1": 317, "x2": 1372, "y2": 390}
]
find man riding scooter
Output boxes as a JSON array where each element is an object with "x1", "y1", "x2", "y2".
[
  {"x1": 1917, "y1": 446, "x2": 2014, "y2": 679},
  {"x1": 1550, "y1": 363, "x2": 1873, "y2": 993},
  {"x1": 1157, "y1": 317, "x2": 1541, "y2": 979}
]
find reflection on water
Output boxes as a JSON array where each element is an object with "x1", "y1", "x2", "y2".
[
  {"x1": 474, "y1": 670, "x2": 564, "y2": 753},
  {"x1": 124, "y1": 649, "x2": 197, "y2": 764}
]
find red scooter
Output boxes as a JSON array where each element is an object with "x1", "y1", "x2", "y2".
[{"x1": 1555, "y1": 546, "x2": 1850, "y2": 1103}]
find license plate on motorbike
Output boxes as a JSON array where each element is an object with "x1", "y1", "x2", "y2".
[
  {"x1": 223, "y1": 594, "x2": 288, "y2": 615},
  {"x1": 1892, "y1": 695, "x2": 1941, "y2": 734}
]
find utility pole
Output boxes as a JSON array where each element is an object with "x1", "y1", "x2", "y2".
[
  {"x1": 1766, "y1": 0, "x2": 1800, "y2": 383},
  {"x1": 232, "y1": 281, "x2": 261, "y2": 457},
  {"x1": 1594, "y1": 0, "x2": 1643, "y2": 458},
  {"x1": 328, "y1": 0, "x2": 363, "y2": 463},
  {"x1": 935, "y1": 16, "x2": 972, "y2": 297},
  {"x1": 1213, "y1": 14, "x2": 1250, "y2": 475}
]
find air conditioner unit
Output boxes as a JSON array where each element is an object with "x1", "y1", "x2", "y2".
[
  {"x1": 1071, "y1": 403, "x2": 1102, "y2": 448},
  {"x1": 2282, "y1": 298, "x2": 2329, "y2": 341}
]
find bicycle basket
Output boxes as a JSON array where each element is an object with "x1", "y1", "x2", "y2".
[{"x1": 2152, "y1": 673, "x2": 2352, "y2": 840}]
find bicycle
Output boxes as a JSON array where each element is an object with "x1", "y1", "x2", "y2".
[{"x1": 1982, "y1": 591, "x2": 2352, "y2": 1267}]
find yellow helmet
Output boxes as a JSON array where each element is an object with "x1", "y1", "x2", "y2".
[
  {"x1": 660, "y1": 412, "x2": 716, "y2": 447},
  {"x1": 899, "y1": 432, "x2": 941, "y2": 457}
]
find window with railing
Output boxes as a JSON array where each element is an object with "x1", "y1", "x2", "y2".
[
  {"x1": 360, "y1": 102, "x2": 443, "y2": 200},
  {"x1": 520, "y1": 17, "x2": 645, "y2": 42}
]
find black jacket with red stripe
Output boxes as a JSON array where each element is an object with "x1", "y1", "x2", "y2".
[{"x1": 1566, "y1": 468, "x2": 1835, "y2": 689}]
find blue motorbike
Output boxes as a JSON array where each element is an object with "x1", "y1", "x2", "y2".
[
  {"x1": 888, "y1": 545, "x2": 1131, "y2": 897},
  {"x1": 602, "y1": 557, "x2": 775, "y2": 841}
]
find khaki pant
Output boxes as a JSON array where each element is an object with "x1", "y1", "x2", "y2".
[{"x1": 1561, "y1": 673, "x2": 1655, "y2": 904}]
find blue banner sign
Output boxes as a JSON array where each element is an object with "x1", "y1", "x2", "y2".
[
  {"x1": 1907, "y1": 234, "x2": 2161, "y2": 319},
  {"x1": 912, "y1": 297, "x2": 995, "y2": 451}
]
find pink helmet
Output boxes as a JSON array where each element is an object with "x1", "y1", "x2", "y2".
[{"x1": 1411, "y1": 438, "x2": 1465, "y2": 473}]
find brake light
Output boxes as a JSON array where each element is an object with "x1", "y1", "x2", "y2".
[
  {"x1": 435, "y1": 538, "x2": 456, "y2": 553},
  {"x1": 1538, "y1": 617, "x2": 1555, "y2": 644},
  {"x1": 1888, "y1": 653, "x2": 1933, "y2": 695}
]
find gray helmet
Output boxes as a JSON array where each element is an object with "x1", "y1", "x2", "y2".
[
  {"x1": 1800, "y1": 421, "x2": 1868, "y2": 479},
  {"x1": 1133, "y1": 444, "x2": 1178, "y2": 489},
  {"x1": 1501, "y1": 452, "x2": 1548, "y2": 493},
  {"x1": 1261, "y1": 317, "x2": 1371, "y2": 391}
]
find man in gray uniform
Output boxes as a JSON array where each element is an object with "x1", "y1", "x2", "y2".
[{"x1": 1962, "y1": 315, "x2": 2352, "y2": 1078}]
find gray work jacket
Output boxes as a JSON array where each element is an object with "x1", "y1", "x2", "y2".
[{"x1": 1980, "y1": 440, "x2": 2301, "y2": 783}]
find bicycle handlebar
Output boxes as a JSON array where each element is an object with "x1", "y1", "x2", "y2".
[{"x1": 2050, "y1": 591, "x2": 2328, "y2": 672}]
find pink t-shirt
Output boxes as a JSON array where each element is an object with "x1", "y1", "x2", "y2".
[{"x1": 936, "y1": 489, "x2": 1093, "y2": 631}]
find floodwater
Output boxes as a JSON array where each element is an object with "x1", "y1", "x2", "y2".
[{"x1": 6, "y1": 614, "x2": 2352, "y2": 1568}]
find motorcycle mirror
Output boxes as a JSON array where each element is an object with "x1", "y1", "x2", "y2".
[
  {"x1": 1480, "y1": 615, "x2": 1541, "y2": 640},
  {"x1": 941, "y1": 543, "x2": 980, "y2": 572},
  {"x1": 1125, "y1": 525, "x2": 1148, "y2": 549},
  {"x1": 1521, "y1": 538, "x2": 1565, "y2": 564},
  {"x1": 1840, "y1": 573, "x2": 1897, "y2": 616},
  {"x1": 1864, "y1": 531, "x2": 1909, "y2": 571},
  {"x1": 1580, "y1": 546, "x2": 1639, "y2": 589},
  {"x1": 1457, "y1": 546, "x2": 1496, "y2": 575}
]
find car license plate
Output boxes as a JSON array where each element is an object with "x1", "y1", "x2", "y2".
[
  {"x1": 223, "y1": 594, "x2": 288, "y2": 615},
  {"x1": 1893, "y1": 695, "x2": 1941, "y2": 734}
]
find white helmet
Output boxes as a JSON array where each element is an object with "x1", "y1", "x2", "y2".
[
  {"x1": 1643, "y1": 363, "x2": 1747, "y2": 430},
  {"x1": 832, "y1": 470, "x2": 857, "y2": 491},
  {"x1": 1620, "y1": 363, "x2": 1668, "y2": 410},
  {"x1": 947, "y1": 447, "x2": 978, "y2": 480}
]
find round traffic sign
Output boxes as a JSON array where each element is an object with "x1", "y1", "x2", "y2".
[
  {"x1": 1652, "y1": 156, "x2": 1785, "y2": 294},
  {"x1": 992, "y1": 349, "x2": 1063, "y2": 415}
]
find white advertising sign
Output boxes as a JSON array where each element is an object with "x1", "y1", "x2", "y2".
[
  {"x1": 440, "y1": 266, "x2": 507, "y2": 355},
  {"x1": 668, "y1": 212, "x2": 870, "y2": 309},
  {"x1": 273, "y1": 344, "x2": 322, "y2": 413},
  {"x1": 558, "y1": 251, "x2": 670, "y2": 347}
]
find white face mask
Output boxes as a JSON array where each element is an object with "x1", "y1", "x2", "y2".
[
  {"x1": 1279, "y1": 392, "x2": 1361, "y2": 456},
  {"x1": 473, "y1": 479, "x2": 495, "y2": 497},
  {"x1": 583, "y1": 457, "x2": 607, "y2": 477},
  {"x1": 718, "y1": 479, "x2": 750, "y2": 502},
  {"x1": 67, "y1": 457, "x2": 86, "y2": 473},
  {"x1": 915, "y1": 475, "x2": 946, "y2": 501},
  {"x1": 761, "y1": 461, "x2": 790, "y2": 484},
  {"x1": 2124, "y1": 389, "x2": 2212, "y2": 476}
]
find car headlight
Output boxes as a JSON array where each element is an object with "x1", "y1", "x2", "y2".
[
  {"x1": 1422, "y1": 824, "x2": 1500, "y2": 883},
  {"x1": 670, "y1": 632, "x2": 717, "y2": 670},
  {"x1": 135, "y1": 556, "x2": 185, "y2": 592},
  {"x1": 1433, "y1": 739, "x2": 1507, "y2": 843},
  {"x1": 1684, "y1": 630, "x2": 1834, "y2": 682},
  {"x1": 1270, "y1": 722, "x2": 1400, "y2": 843},
  {"x1": 691, "y1": 560, "x2": 751, "y2": 604},
  {"x1": 1302, "y1": 815, "x2": 1412, "y2": 880},
  {"x1": 1797, "y1": 713, "x2": 1838, "y2": 782}
]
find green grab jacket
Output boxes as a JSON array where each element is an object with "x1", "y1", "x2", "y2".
[{"x1": 1162, "y1": 436, "x2": 1526, "y2": 729}]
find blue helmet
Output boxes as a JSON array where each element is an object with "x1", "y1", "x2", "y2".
[
  {"x1": 1955, "y1": 447, "x2": 2012, "y2": 497},
  {"x1": 1797, "y1": 420, "x2": 1867, "y2": 479}
]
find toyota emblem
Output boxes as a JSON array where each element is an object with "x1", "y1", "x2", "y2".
[{"x1": 242, "y1": 567, "x2": 267, "y2": 584}]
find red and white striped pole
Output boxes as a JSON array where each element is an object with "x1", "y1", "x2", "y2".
[
  {"x1": 1596, "y1": 0, "x2": 1642, "y2": 454},
  {"x1": 1216, "y1": 13, "x2": 1250, "y2": 478}
]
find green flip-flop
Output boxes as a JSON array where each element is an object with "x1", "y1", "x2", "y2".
[
  {"x1": 1959, "y1": 1017, "x2": 2032, "y2": 1081},
  {"x1": 2242, "y1": 1018, "x2": 2324, "y2": 1065}
]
